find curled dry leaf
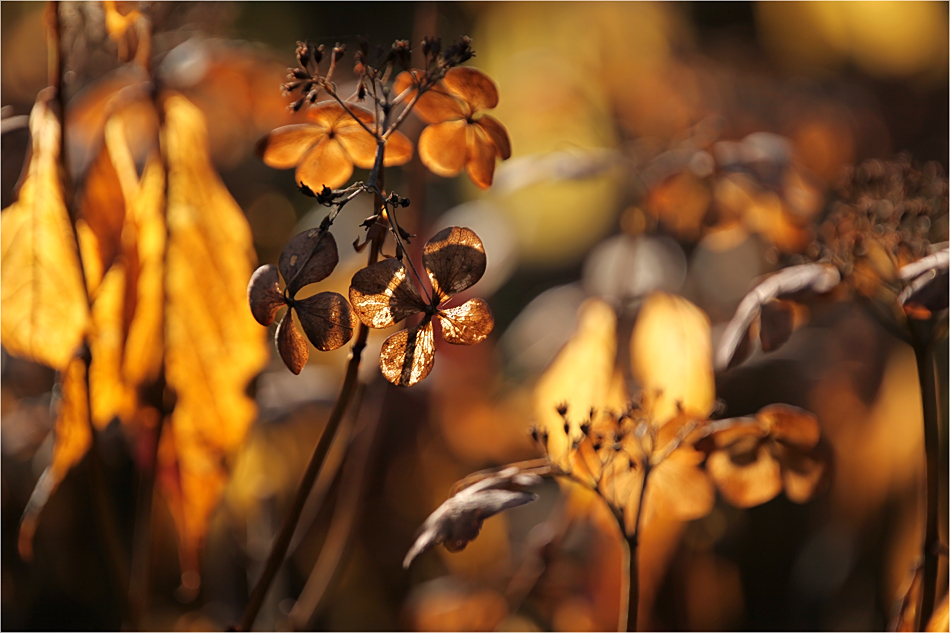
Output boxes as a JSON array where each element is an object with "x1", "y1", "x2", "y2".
[
  {"x1": 0, "y1": 88, "x2": 89, "y2": 370},
  {"x1": 715, "y1": 263, "x2": 841, "y2": 370},
  {"x1": 257, "y1": 101, "x2": 413, "y2": 191},
  {"x1": 279, "y1": 228, "x2": 339, "y2": 297},
  {"x1": 247, "y1": 264, "x2": 286, "y2": 326},
  {"x1": 701, "y1": 404, "x2": 828, "y2": 508},
  {"x1": 403, "y1": 467, "x2": 541, "y2": 568},
  {"x1": 395, "y1": 67, "x2": 511, "y2": 188},
  {"x1": 349, "y1": 227, "x2": 494, "y2": 386},
  {"x1": 631, "y1": 292, "x2": 715, "y2": 426}
]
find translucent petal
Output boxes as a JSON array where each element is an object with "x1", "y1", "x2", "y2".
[
  {"x1": 295, "y1": 136, "x2": 353, "y2": 191},
  {"x1": 336, "y1": 124, "x2": 378, "y2": 170},
  {"x1": 247, "y1": 264, "x2": 286, "y2": 326},
  {"x1": 706, "y1": 443, "x2": 782, "y2": 508},
  {"x1": 423, "y1": 226, "x2": 487, "y2": 301},
  {"x1": 419, "y1": 120, "x2": 468, "y2": 177},
  {"x1": 465, "y1": 124, "x2": 498, "y2": 189},
  {"x1": 379, "y1": 320, "x2": 435, "y2": 386},
  {"x1": 757, "y1": 404, "x2": 820, "y2": 450},
  {"x1": 442, "y1": 67, "x2": 499, "y2": 112},
  {"x1": 349, "y1": 257, "x2": 428, "y2": 328},
  {"x1": 294, "y1": 291, "x2": 357, "y2": 352},
  {"x1": 439, "y1": 298, "x2": 493, "y2": 345},
  {"x1": 306, "y1": 100, "x2": 374, "y2": 129},
  {"x1": 383, "y1": 130, "x2": 414, "y2": 167},
  {"x1": 475, "y1": 114, "x2": 511, "y2": 159},
  {"x1": 256, "y1": 124, "x2": 322, "y2": 169}
]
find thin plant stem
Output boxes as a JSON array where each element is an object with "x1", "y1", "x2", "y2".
[
  {"x1": 624, "y1": 463, "x2": 650, "y2": 633},
  {"x1": 911, "y1": 325, "x2": 941, "y2": 630},
  {"x1": 239, "y1": 132, "x2": 391, "y2": 632}
]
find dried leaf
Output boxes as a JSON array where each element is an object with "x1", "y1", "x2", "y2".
[
  {"x1": 379, "y1": 320, "x2": 435, "y2": 387},
  {"x1": 247, "y1": 264, "x2": 286, "y2": 326},
  {"x1": 161, "y1": 93, "x2": 268, "y2": 576},
  {"x1": 716, "y1": 263, "x2": 841, "y2": 370},
  {"x1": 279, "y1": 228, "x2": 339, "y2": 297},
  {"x1": 423, "y1": 226, "x2": 487, "y2": 301},
  {"x1": 294, "y1": 291, "x2": 357, "y2": 351},
  {"x1": 403, "y1": 467, "x2": 540, "y2": 568},
  {"x1": 439, "y1": 298, "x2": 494, "y2": 345},
  {"x1": 76, "y1": 136, "x2": 126, "y2": 293},
  {"x1": 19, "y1": 355, "x2": 92, "y2": 559},
  {"x1": 631, "y1": 292, "x2": 714, "y2": 425},
  {"x1": 1, "y1": 89, "x2": 89, "y2": 370},
  {"x1": 926, "y1": 593, "x2": 949, "y2": 632},
  {"x1": 349, "y1": 257, "x2": 428, "y2": 328},
  {"x1": 88, "y1": 263, "x2": 136, "y2": 427},
  {"x1": 277, "y1": 309, "x2": 308, "y2": 374}
]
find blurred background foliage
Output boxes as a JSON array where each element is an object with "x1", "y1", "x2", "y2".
[{"x1": 2, "y1": 1, "x2": 947, "y2": 631}]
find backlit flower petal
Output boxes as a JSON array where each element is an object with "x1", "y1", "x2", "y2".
[
  {"x1": 423, "y1": 226, "x2": 487, "y2": 301},
  {"x1": 383, "y1": 130, "x2": 414, "y2": 167},
  {"x1": 380, "y1": 320, "x2": 435, "y2": 386},
  {"x1": 706, "y1": 443, "x2": 782, "y2": 508},
  {"x1": 439, "y1": 298, "x2": 494, "y2": 345},
  {"x1": 294, "y1": 291, "x2": 357, "y2": 352},
  {"x1": 336, "y1": 125, "x2": 378, "y2": 169},
  {"x1": 256, "y1": 124, "x2": 322, "y2": 169},
  {"x1": 349, "y1": 257, "x2": 428, "y2": 329},
  {"x1": 465, "y1": 124, "x2": 498, "y2": 189},
  {"x1": 295, "y1": 136, "x2": 353, "y2": 191},
  {"x1": 475, "y1": 115, "x2": 511, "y2": 160},
  {"x1": 442, "y1": 67, "x2": 499, "y2": 113},
  {"x1": 307, "y1": 100, "x2": 374, "y2": 129},
  {"x1": 276, "y1": 309, "x2": 308, "y2": 375},
  {"x1": 419, "y1": 119, "x2": 468, "y2": 177}
]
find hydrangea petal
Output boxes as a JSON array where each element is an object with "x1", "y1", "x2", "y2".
[
  {"x1": 380, "y1": 320, "x2": 435, "y2": 386},
  {"x1": 439, "y1": 298, "x2": 494, "y2": 345},
  {"x1": 295, "y1": 136, "x2": 353, "y2": 191},
  {"x1": 475, "y1": 115, "x2": 511, "y2": 160},
  {"x1": 442, "y1": 67, "x2": 499, "y2": 112},
  {"x1": 276, "y1": 309, "x2": 308, "y2": 374},
  {"x1": 256, "y1": 124, "x2": 322, "y2": 169},
  {"x1": 295, "y1": 291, "x2": 357, "y2": 352},
  {"x1": 465, "y1": 124, "x2": 499, "y2": 189},
  {"x1": 419, "y1": 119, "x2": 468, "y2": 177},
  {"x1": 349, "y1": 257, "x2": 428, "y2": 328},
  {"x1": 423, "y1": 226, "x2": 487, "y2": 301}
]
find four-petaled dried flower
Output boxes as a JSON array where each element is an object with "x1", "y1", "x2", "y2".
[
  {"x1": 349, "y1": 226, "x2": 494, "y2": 386},
  {"x1": 248, "y1": 230, "x2": 357, "y2": 374},
  {"x1": 402, "y1": 467, "x2": 541, "y2": 568},
  {"x1": 395, "y1": 67, "x2": 511, "y2": 188},
  {"x1": 256, "y1": 101, "x2": 413, "y2": 191}
]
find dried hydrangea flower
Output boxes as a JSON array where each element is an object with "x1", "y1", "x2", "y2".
[
  {"x1": 349, "y1": 226, "x2": 494, "y2": 386},
  {"x1": 256, "y1": 101, "x2": 413, "y2": 191},
  {"x1": 395, "y1": 67, "x2": 511, "y2": 188},
  {"x1": 248, "y1": 230, "x2": 357, "y2": 373}
]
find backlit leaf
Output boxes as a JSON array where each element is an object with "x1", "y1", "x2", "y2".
[
  {"x1": 349, "y1": 257, "x2": 428, "y2": 328},
  {"x1": 76, "y1": 135, "x2": 126, "y2": 293},
  {"x1": 439, "y1": 298, "x2": 494, "y2": 345},
  {"x1": 1, "y1": 89, "x2": 89, "y2": 370},
  {"x1": 379, "y1": 320, "x2": 435, "y2": 386},
  {"x1": 161, "y1": 93, "x2": 268, "y2": 576},
  {"x1": 18, "y1": 355, "x2": 92, "y2": 559},
  {"x1": 631, "y1": 292, "x2": 714, "y2": 425}
]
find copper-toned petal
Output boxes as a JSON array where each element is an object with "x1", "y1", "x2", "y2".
[
  {"x1": 423, "y1": 226, "x2": 487, "y2": 302},
  {"x1": 295, "y1": 136, "x2": 354, "y2": 191},
  {"x1": 419, "y1": 119, "x2": 468, "y2": 177},
  {"x1": 392, "y1": 70, "x2": 419, "y2": 100},
  {"x1": 335, "y1": 124, "x2": 378, "y2": 170},
  {"x1": 442, "y1": 67, "x2": 499, "y2": 112},
  {"x1": 294, "y1": 291, "x2": 357, "y2": 352},
  {"x1": 776, "y1": 443, "x2": 827, "y2": 503},
  {"x1": 278, "y1": 229, "x2": 339, "y2": 297},
  {"x1": 349, "y1": 257, "x2": 428, "y2": 328},
  {"x1": 306, "y1": 100, "x2": 375, "y2": 129},
  {"x1": 276, "y1": 309, "x2": 308, "y2": 374},
  {"x1": 644, "y1": 446, "x2": 715, "y2": 526},
  {"x1": 247, "y1": 264, "x2": 286, "y2": 326},
  {"x1": 256, "y1": 124, "x2": 322, "y2": 169},
  {"x1": 383, "y1": 130, "x2": 414, "y2": 167},
  {"x1": 402, "y1": 70, "x2": 468, "y2": 124},
  {"x1": 439, "y1": 298, "x2": 493, "y2": 345},
  {"x1": 475, "y1": 115, "x2": 511, "y2": 160},
  {"x1": 757, "y1": 404, "x2": 820, "y2": 450},
  {"x1": 380, "y1": 320, "x2": 435, "y2": 386},
  {"x1": 707, "y1": 443, "x2": 782, "y2": 508},
  {"x1": 465, "y1": 124, "x2": 498, "y2": 189}
]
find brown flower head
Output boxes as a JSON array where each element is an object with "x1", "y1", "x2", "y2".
[
  {"x1": 248, "y1": 229, "x2": 357, "y2": 374},
  {"x1": 256, "y1": 101, "x2": 413, "y2": 191},
  {"x1": 349, "y1": 226, "x2": 494, "y2": 386},
  {"x1": 394, "y1": 67, "x2": 511, "y2": 188},
  {"x1": 699, "y1": 404, "x2": 828, "y2": 508}
]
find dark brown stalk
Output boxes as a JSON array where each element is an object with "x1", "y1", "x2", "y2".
[
  {"x1": 624, "y1": 464, "x2": 650, "y2": 632},
  {"x1": 911, "y1": 325, "x2": 941, "y2": 630},
  {"x1": 238, "y1": 136, "x2": 390, "y2": 632},
  {"x1": 47, "y1": 2, "x2": 131, "y2": 624}
]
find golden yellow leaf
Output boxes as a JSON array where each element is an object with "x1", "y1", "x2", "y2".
[
  {"x1": 1, "y1": 89, "x2": 89, "y2": 370},
  {"x1": 88, "y1": 262, "x2": 136, "y2": 427},
  {"x1": 18, "y1": 355, "x2": 92, "y2": 559},
  {"x1": 160, "y1": 93, "x2": 268, "y2": 571},
  {"x1": 76, "y1": 135, "x2": 126, "y2": 294},
  {"x1": 534, "y1": 299, "x2": 621, "y2": 475},
  {"x1": 631, "y1": 292, "x2": 714, "y2": 426}
]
